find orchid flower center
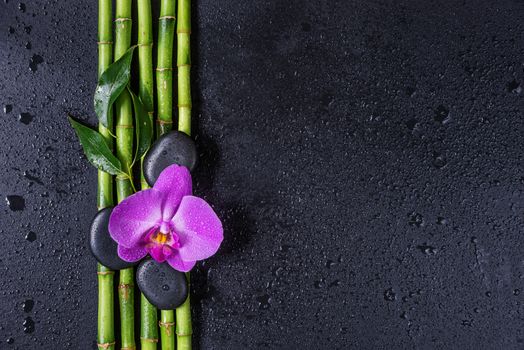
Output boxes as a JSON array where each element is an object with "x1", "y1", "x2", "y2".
[{"x1": 144, "y1": 221, "x2": 181, "y2": 263}]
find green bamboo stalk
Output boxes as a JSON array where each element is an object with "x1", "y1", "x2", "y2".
[
  {"x1": 156, "y1": 0, "x2": 176, "y2": 137},
  {"x1": 114, "y1": 1, "x2": 136, "y2": 349},
  {"x1": 156, "y1": 2, "x2": 177, "y2": 348},
  {"x1": 137, "y1": 0, "x2": 159, "y2": 348},
  {"x1": 176, "y1": 0, "x2": 191, "y2": 136},
  {"x1": 97, "y1": 1, "x2": 115, "y2": 349},
  {"x1": 160, "y1": 310, "x2": 176, "y2": 350},
  {"x1": 176, "y1": 1, "x2": 193, "y2": 349}
]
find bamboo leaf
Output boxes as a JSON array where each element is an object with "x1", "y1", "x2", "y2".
[
  {"x1": 68, "y1": 116, "x2": 124, "y2": 175},
  {"x1": 94, "y1": 46, "x2": 136, "y2": 127},
  {"x1": 129, "y1": 88, "x2": 153, "y2": 164}
]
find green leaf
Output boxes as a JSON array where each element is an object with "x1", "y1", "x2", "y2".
[
  {"x1": 93, "y1": 46, "x2": 136, "y2": 128},
  {"x1": 129, "y1": 88, "x2": 153, "y2": 164},
  {"x1": 68, "y1": 116, "x2": 124, "y2": 176}
]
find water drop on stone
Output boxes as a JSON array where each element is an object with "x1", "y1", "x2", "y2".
[
  {"x1": 18, "y1": 2, "x2": 26, "y2": 12},
  {"x1": 22, "y1": 317, "x2": 34, "y2": 333},
  {"x1": 6, "y1": 196, "x2": 25, "y2": 211},
  {"x1": 417, "y1": 244, "x2": 437, "y2": 255},
  {"x1": 433, "y1": 153, "x2": 447, "y2": 169},
  {"x1": 8, "y1": 26, "x2": 15, "y2": 34},
  {"x1": 29, "y1": 54, "x2": 43, "y2": 72},
  {"x1": 4, "y1": 104, "x2": 12, "y2": 114},
  {"x1": 437, "y1": 216, "x2": 447, "y2": 225},
  {"x1": 507, "y1": 80, "x2": 522, "y2": 94},
  {"x1": 162, "y1": 284, "x2": 169, "y2": 291},
  {"x1": 18, "y1": 112, "x2": 33, "y2": 125},
  {"x1": 384, "y1": 288, "x2": 396, "y2": 301},
  {"x1": 408, "y1": 212, "x2": 424, "y2": 227},
  {"x1": 22, "y1": 299, "x2": 34, "y2": 312},
  {"x1": 6, "y1": 337, "x2": 14, "y2": 344},
  {"x1": 25, "y1": 231, "x2": 37, "y2": 242},
  {"x1": 405, "y1": 119, "x2": 418, "y2": 131},
  {"x1": 25, "y1": 41, "x2": 31, "y2": 50},
  {"x1": 434, "y1": 105, "x2": 451, "y2": 124}
]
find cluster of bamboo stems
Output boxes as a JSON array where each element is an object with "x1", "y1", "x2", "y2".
[{"x1": 96, "y1": 0, "x2": 192, "y2": 349}]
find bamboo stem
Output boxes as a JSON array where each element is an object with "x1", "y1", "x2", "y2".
[
  {"x1": 160, "y1": 310, "x2": 175, "y2": 350},
  {"x1": 137, "y1": 0, "x2": 158, "y2": 348},
  {"x1": 176, "y1": 1, "x2": 193, "y2": 349},
  {"x1": 177, "y1": 0, "x2": 191, "y2": 136},
  {"x1": 97, "y1": 1, "x2": 115, "y2": 349},
  {"x1": 156, "y1": 2, "x2": 177, "y2": 348},
  {"x1": 115, "y1": 0, "x2": 136, "y2": 349},
  {"x1": 156, "y1": 0, "x2": 176, "y2": 137}
]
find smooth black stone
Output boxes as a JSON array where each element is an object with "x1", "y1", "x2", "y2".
[
  {"x1": 89, "y1": 207, "x2": 137, "y2": 270},
  {"x1": 143, "y1": 130, "x2": 198, "y2": 186},
  {"x1": 136, "y1": 259, "x2": 188, "y2": 310}
]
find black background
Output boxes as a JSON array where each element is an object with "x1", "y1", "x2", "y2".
[{"x1": 1, "y1": 0, "x2": 523, "y2": 349}]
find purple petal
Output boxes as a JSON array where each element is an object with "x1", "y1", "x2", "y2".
[
  {"x1": 153, "y1": 164, "x2": 192, "y2": 221},
  {"x1": 167, "y1": 253, "x2": 196, "y2": 272},
  {"x1": 118, "y1": 244, "x2": 147, "y2": 262},
  {"x1": 172, "y1": 196, "x2": 223, "y2": 262},
  {"x1": 109, "y1": 189, "x2": 162, "y2": 248},
  {"x1": 148, "y1": 244, "x2": 167, "y2": 263}
]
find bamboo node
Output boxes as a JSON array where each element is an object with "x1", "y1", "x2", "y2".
[
  {"x1": 97, "y1": 41, "x2": 113, "y2": 45},
  {"x1": 121, "y1": 347, "x2": 136, "y2": 350},
  {"x1": 176, "y1": 331, "x2": 193, "y2": 336},
  {"x1": 177, "y1": 29, "x2": 192, "y2": 34},
  {"x1": 115, "y1": 175, "x2": 129, "y2": 180},
  {"x1": 178, "y1": 104, "x2": 192, "y2": 108},
  {"x1": 156, "y1": 67, "x2": 174, "y2": 71},
  {"x1": 177, "y1": 63, "x2": 192, "y2": 68},
  {"x1": 159, "y1": 16, "x2": 176, "y2": 20},
  {"x1": 140, "y1": 337, "x2": 159, "y2": 343},
  {"x1": 137, "y1": 42, "x2": 154, "y2": 47},
  {"x1": 119, "y1": 283, "x2": 134, "y2": 300},
  {"x1": 114, "y1": 17, "x2": 131, "y2": 22},
  {"x1": 147, "y1": 111, "x2": 155, "y2": 115},
  {"x1": 97, "y1": 341, "x2": 115, "y2": 350},
  {"x1": 116, "y1": 124, "x2": 134, "y2": 129},
  {"x1": 96, "y1": 270, "x2": 114, "y2": 275},
  {"x1": 156, "y1": 119, "x2": 173, "y2": 125},
  {"x1": 159, "y1": 321, "x2": 175, "y2": 336}
]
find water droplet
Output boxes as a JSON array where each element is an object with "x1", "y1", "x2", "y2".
[
  {"x1": 18, "y1": 112, "x2": 33, "y2": 125},
  {"x1": 433, "y1": 153, "x2": 447, "y2": 169},
  {"x1": 25, "y1": 231, "x2": 36, "y2": 242},
  {"x1": 507, "y1": 80, "x2": 522, "y2": 94},
  {"x1": 8, "y1": 26, "x2": 15, "y2": 34},
  {"x1": 514, "y1": 289, "x2": 520, "y2": 296},
  {"x1": 471, "y1": 236, "x2": 478, "y2": 244},
  {"x1": 24, "y1": 26, "x2": 31, "y2": 34},
  {"x1": 434, "y1": 105, "x2": 451, "y2": 124},
  {"x1": 29, "y1": 54, "x2": 43, "y2": 72},
  {"x1": 22, "y1": 317, "x2": 34, "y2": 333},
  {"x1": 417, "y1": 244, "x2": 437, "y2": 255},
  {"x1": 405, "y1": 119, "x2": 418, "y2": 131},
  {"x1": 18, "y1": 2, "x2": 25, "y2": 12},
  {"x1": 6, "y1": 195, "x2": 25, "y2": 211},
  {"x1": 256, "y1": 294, "x2": 271, "y2": 310},
  {"x1": 161, "y1": 284, "x2": 169, "y2": 291},
  {"x1": 22, "y1": 299, "x2": 34, "y2": 312},
  {"x1": 6, "y1": 337, "x2": 14, "y2": 344},
  {"x1": 25, "y1": 41, "x2": 31, "y2": 50},
  {"x1": 4, "y1": 104, "x2": 12, "y2": 114},
  {"x1": 408, "y1": 212, "x2": 424, "y2": 227},
  {"x1": 437, "y1": 216, "x2": 448, "y2": 225},
  {"x1": 384, "y1": 288, "x2": 396, "y2": 301}
]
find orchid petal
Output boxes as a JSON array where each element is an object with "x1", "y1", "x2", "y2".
[
  {"x1": 153, "y1": 164, "x2": 192, "y2": 221},
  {"x1": 109, "y1": 189, "x2": 162, "y2": 248},
  {"x1": 118, "y1": 244, "x2": 147, "y2": 262},
  {"x1": 172, "y1": 196, "x2": 223, "y2": 261},
  {"x1": 167, "y1": 253, "x2": 196, "y2": 272},
  {"x1": 148, "y1": 244, "x2": 167, "y2": 263}
]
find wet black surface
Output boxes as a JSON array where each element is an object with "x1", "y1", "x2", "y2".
[{"x1": 0, "y1": 0, "x2": 523, "y2": 349}]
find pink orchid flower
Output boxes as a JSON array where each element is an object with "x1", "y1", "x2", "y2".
[{"x1": 109, "y1": 164, "x2": 223, "y2": 272}]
